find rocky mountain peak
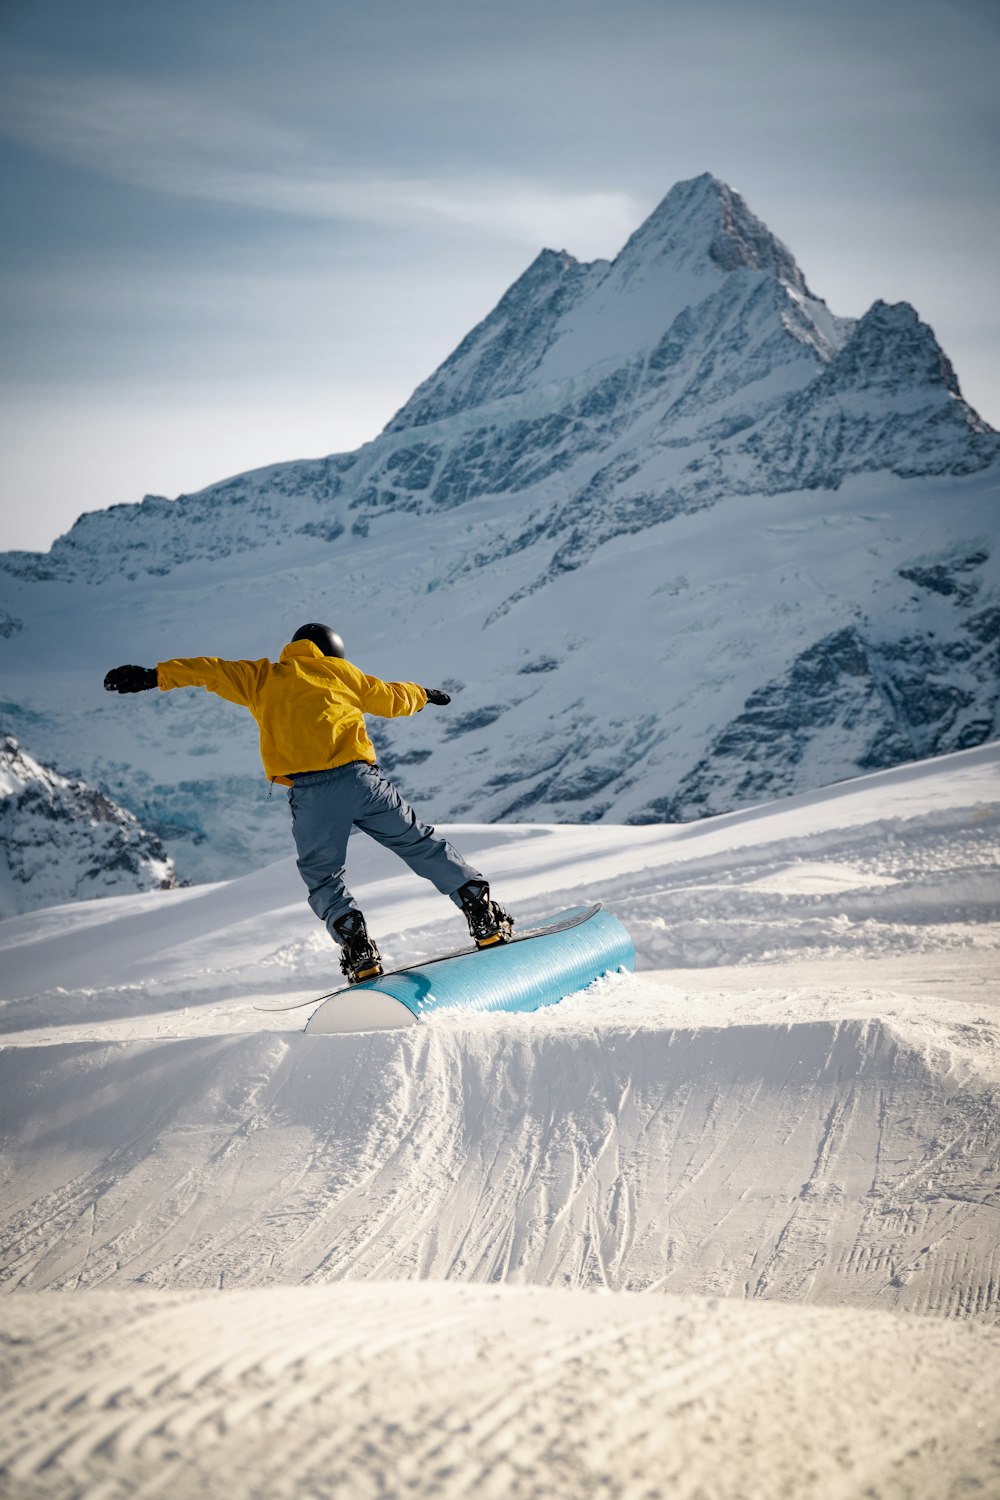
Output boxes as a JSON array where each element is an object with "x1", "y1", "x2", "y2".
[
  {"x1": 0, "y1": 735, "x2": 178, "y2": 916},
  {"x1": 614, "y1": 173, "x2": 816, "y2": 297},
  {"x1": 384, "y1": 245, "x2": 599, "y2": 433},
  {"x1": 386, "y1": 174, "x2": 833, "y2": 436},
  {"x1": 832, "y1": 299, "x2": 963, "y2": 398}
]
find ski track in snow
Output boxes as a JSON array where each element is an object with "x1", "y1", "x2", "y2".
[
  {"x1": 2, "y1": 1015, "x2": 999, "y2": 1323},
  {"x1": 2, "y1": 1285, "x2": 999, "y2": 1500},
  {"x1": 1, "y1": 745, "x2": 999, "y2": 1496}
]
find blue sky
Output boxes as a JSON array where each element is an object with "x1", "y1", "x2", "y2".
[{"x1": 1, "y1": 0, "x2": 997, "y2": 552}]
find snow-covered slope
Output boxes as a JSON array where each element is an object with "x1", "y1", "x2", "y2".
[
  {"x1": 1, "y1": 174, "x2": 997, "y2": 885},
  {"x1": 0, "y1": 735, "x2": 176, "y2": 916},
  {"x1": 1, "y1": 745, "x2": 997, "y2": 1310},
  {"x1": 1, "y1": 750, "x2": 999, "y2": 1497}
]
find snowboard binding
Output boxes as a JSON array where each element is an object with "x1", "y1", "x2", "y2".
[
  {"x1": 457, "y1": 879, "x2": 514, "y2": 948},
  {"x1": 332, "y1": 911, "x2": 383, "y2": 984}
]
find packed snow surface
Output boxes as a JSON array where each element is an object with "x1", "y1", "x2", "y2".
[
  {"x1": 1, "y1": 744, "x2": 999, "y2": 1497},
  {"x1": 3, "y1": 1285, "x2": 999, "y2": 1500}
]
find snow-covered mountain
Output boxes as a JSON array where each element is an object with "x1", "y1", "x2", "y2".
[
  {"x1": 1, "y1": 173, "x2": 997, "y2": 886},
  {"x1": 0, "y1": 735, "x2": 176, "y2": 916}
]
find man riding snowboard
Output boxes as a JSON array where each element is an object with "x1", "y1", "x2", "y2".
[{"x1": 103, "y1": 623, "x2": 513, "y2": 982}]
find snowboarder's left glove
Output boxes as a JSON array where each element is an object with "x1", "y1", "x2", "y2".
[
  {"x1": 423, "y1": 688, "x2": 451, "y2": 706},
  {"x1": 104, "y1": 665, "x2": 158, "y2": 694}
]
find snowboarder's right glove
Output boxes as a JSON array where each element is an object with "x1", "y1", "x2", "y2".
[
  {"x1": 423, "y1": 688, "x2": 451, "y2": 706},
  {"x1": 104, "y1": 665, "x2": 158, "y2": 694}
]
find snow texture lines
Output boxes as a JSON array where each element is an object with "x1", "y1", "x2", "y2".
[
  {"x1": 3, "y1": 1017, "x2": 999, "y2": 1323},
  {"x1": 2, "y1": 1284, "x2": 999, "y2": 1500}
]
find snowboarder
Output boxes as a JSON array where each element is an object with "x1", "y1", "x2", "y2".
[{"x1": 103, "y1": 623, "x2": 512, "y2": 982}]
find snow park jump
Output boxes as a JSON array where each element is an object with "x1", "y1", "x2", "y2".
[{"x1": 305, "y1": 904, "x2": 634, "y2": 1032}]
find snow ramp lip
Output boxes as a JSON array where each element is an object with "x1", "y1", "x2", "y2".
[{"x1": 2, "y1": 1018, "x2": 998, "y2": 1319}]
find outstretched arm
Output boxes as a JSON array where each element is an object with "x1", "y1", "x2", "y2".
[
  {"x1": 156, "y1": 656, "x2": 260, "y2": 706},
  {"x1": 356, "y1": 676, "x2": 451, "y2": 714},
  {"x1": 104, "y1": 657, "x2": 261, "y2": 707},
  {"x1": 358, "y1": 673, "x2": 429, "y2": 718}
]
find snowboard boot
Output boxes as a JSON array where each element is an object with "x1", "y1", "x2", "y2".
[
  {"x1": 457, "y1": 879, "x2": 514, "y2": 948},
  {"x1": 332, "y1": 911, "x2": 383, "y2": 984}
]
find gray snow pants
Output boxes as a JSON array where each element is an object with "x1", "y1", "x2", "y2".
[{"x1": 287, "y1": 760, "x2": 481, "y2": 939}]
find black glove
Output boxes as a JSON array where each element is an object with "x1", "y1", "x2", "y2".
[
  {"x1": 104, "y1": 665, "x2": 158, "y2": 694},
  {"x1": 423, "y1": 688, "x2": 451, "y2": 706}
]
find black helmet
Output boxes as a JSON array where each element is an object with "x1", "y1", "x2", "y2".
[{"x1": 292, "y1": 622, "x2": 346, "y2": 658}]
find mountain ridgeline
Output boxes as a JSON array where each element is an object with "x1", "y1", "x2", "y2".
[{"x1": 1, "y1": 173, "x2": 998, "y2": 890}]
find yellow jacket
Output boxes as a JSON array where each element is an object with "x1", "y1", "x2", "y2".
[{"x1": 157, "y1": 639, "x2": 428, "y2": 786}]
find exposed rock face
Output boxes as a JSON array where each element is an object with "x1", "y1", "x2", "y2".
[
  {"x1": 0, "y1": 737, "x2": 177, "y2": 916},
  {"x1": 735, "y1": 301, "x2": 998, "y2": 494},
  {"x1": 629, "y1": 548, "x2": 999, "y2": 823},
  {"x1": 0, "y1": 173, "x2": 997, "y2": 885}
]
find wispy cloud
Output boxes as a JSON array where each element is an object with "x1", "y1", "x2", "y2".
[{"x1": 0, "y1": 51, "x2": 640, "y2": 256}]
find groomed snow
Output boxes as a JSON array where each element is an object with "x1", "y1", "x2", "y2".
[
  {"x1": 1, "y1": 744, "x2": 999, "y2": 1497},
  {"x1": 3, "y1": 1285, "x2": 999, "y2": 1500}
]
